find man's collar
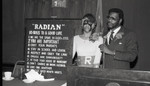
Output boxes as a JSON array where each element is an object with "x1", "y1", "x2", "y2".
[
  {"x1": 110, "y1": 26, "x2": 121, "y2": 37},
  {"x1": 111, "y1": 26, "x2": 121, "y2": 32}
]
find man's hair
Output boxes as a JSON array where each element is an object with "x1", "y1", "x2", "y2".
[
  {"x1": 109, "y1": 8, "x2": 124, "y2": 25},
  {"x1": 83, "y1": 13, "x2": 96, "y2": 23},
  {"x1": 109, "y1": 8, "x2": 124, "y2": 19}
]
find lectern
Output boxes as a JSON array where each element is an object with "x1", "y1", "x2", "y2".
[{"x1": 67, "y1": 66, "x2": 150, "y2": 86}]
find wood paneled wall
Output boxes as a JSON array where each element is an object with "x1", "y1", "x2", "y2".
[
  {"x1": 3, "y1": 0, "x2": 101, "y2": 64},
  {"x1": 2, "y1": 0, "x2": 25, "y2": 64},
  {"x1": 25, "y1": 0, "x2": 98, "y2": 18}
]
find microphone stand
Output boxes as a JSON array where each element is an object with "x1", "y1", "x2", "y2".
[
  {"x1": 102, "y1": 36, "x2": 106, "y2": 69},
  {"x1": 102, "y1": 52, "x2": 105, "y2": 69}
]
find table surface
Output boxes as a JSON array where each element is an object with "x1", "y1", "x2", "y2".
[{"x1": 3, "y1": 78, "x2": 66, "y2": 86}]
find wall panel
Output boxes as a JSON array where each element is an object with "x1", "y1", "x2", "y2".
[
  {"x1": 25, "y1": 0, "x2": 98, "y2": 18},
  {"x1": 2, "y1": 0, "x2": 25, "y2": 64}
]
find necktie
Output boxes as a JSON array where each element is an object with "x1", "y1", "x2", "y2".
[{"x1": 109, "y1": 31, "x2": 114, "y2": 44}]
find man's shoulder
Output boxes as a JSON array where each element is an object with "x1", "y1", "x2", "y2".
[
  {"x1": 121, "y1": 27, "x2": 137, "y2": 40},
  {"x1": 121, "y1": 26, "x2": 136, "y2": 34}
]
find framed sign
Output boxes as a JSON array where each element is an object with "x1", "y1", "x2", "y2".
[
  {"x1": 52, "y1": 0, "x2": 67, "y2": 8},
  {"x1": 24, "y1": 19, "x2": 80, "y2": 80}
]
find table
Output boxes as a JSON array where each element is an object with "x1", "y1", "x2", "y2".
[{"x1": 3, "y1": 79, "x2": 66, "y2": 86}]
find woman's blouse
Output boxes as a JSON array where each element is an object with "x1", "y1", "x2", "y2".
[{"x1": 72, "y1": 35, "x2": 103, "y2": 68}]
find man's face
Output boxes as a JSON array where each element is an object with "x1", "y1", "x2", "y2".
[
  {"x1": 82, "y1": 18, "x2": 93, "y2": 33},
  {"x1": 106, "y1": 12, "x2": 121, "y2": 29}
]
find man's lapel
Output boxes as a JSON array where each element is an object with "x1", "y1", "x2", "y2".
[
  {"x1": 104, "y1": 26, "x2": 127, "y2": 45},
  {"x1": 113, "y1": 26, "x2": 126, "y2": 42}
]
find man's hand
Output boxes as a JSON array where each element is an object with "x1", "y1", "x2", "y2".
[{"x1": 99, "y1": 44, "x2": 115, "y2": 55}]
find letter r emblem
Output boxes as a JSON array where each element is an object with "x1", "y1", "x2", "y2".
[{"x1": 84, "y1": 56, "x2": 92, "y2": 64}]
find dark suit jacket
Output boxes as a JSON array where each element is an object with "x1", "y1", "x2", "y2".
[{"x1": 103, "y1": 26, "x2": 138, "y2": 69}]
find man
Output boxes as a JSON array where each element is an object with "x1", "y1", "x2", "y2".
[{"x1": 99, "y1": 8, "x2": 138, "y2": 69}]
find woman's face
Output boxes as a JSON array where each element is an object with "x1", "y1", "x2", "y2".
[{"x1": 82, "y1": 17, "x2": 93, "y2": 33}]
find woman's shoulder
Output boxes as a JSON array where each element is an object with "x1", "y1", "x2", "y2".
[
  {"x1": 74, "y1": 35, "x2": 80, "y2": 39},
  {"x1": 74, "y1": 35, "x2": 81, "y2": 41},
  {"x1": 96, "y1": 36, "x2": 103, "y2": 44},
  {"x1": 98, "y1": 36, "x2": 103, "y2": 40}
]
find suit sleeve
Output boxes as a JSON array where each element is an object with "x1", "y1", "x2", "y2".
[{"x1": 114, "y1": 32, "x2": 138, "y2": 62}]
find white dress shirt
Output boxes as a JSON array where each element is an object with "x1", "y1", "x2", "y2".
[{"x1": 107, "y1": 26, "x2": 121, "y2": 45}]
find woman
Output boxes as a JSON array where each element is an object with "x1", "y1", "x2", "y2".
[{"x1": 72, "y1": 14, "x2": 103, "y2": 68}]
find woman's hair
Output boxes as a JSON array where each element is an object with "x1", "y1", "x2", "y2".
[{"x1": 82, "y1": 13, "x2": 96, "y2": 23}]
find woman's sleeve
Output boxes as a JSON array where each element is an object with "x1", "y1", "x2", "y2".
[{"x1": 72, "y1": 36, "x2": 76, "y2": 59}]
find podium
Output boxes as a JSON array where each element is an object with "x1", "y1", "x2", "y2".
[{"x1": 67, "y1": 66, "x2": 150, "y2": 86}]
